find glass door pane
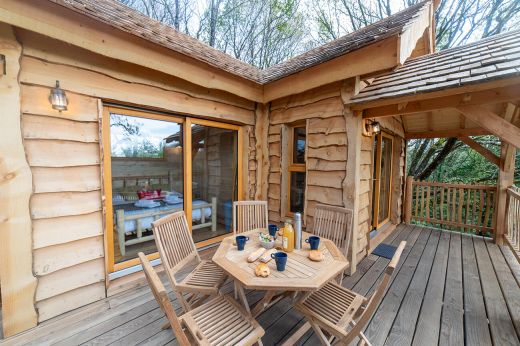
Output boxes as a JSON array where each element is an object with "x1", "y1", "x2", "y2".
[
  {"x1": 190, "y1": 123, "x2": 238, "y2": 243},
  {"x1": 109, "y1": 112, "x2": 183, "y2": 264},
  {"x1": 378, "y1": 136, "x2": 393, "y2": 222}
]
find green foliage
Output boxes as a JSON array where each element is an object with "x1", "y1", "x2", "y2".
[
  {"x1": 407, "y1": 136, "x2": 520, "y2": 185},
  {"x1": 121, "y1": 140, "x2": 164, "y2": 158}
]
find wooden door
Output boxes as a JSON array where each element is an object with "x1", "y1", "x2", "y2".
[{"x1": 372, "y1": 132, "x2": 393, "y2": 229}]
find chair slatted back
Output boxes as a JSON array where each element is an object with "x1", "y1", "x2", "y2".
[
  {"x1": 312, "y1": 205, "x2": 353, "y2": 258},
  {"x1": 152, "y1": 211, "x2": 200, "y2": 283},
  {"x1": 342, "y1": 241, "x2": 406, "y2": 345},
  {"x1": 233, "y1": 201, "x2": 268, "y2": 235},
  {"x1": 138, "y1": 252, "x2": 191, "y2": 346}
]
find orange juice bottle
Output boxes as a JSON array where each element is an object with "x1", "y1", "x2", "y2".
[{"x1": 281, "y1": 219, "x2": 294, "y2": 252}]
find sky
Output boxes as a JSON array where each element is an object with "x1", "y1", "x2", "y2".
[{"x1": 110, "y1": 113, "x2": 182, "y2": 157}]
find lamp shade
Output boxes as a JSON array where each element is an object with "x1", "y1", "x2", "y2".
[{"x1": 49, "y1": 80, "x2": 68, "y2": 111}]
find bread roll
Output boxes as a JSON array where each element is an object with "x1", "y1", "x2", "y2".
[
  {"x1": 260, "y1": 249, "x2": 277, "y2": 262},
  {"x1": 247, "y1": 248, "x2": 266, "y2": 262},
  {"x1": 255, "y1": 263, "x2": 270, "y2": 277},
  {"x1": 309, "y1": 249, "x2": 324, "y2": 262}
]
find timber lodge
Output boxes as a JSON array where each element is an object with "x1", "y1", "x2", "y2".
[{"x1": 0, "y1": 0, "x2": 519, "y2": 345}]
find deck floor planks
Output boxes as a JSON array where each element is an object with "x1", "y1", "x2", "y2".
[
  {"x1": 439, "y1": 232, "x2": 464, "y2": 346},
  {"x1": 352, "y1": 224, "x2": 417, "y2": 297},
  {"x1": 460, "y1": 234, "x2": 492, "y2": 346},
  {"x1": 474, "y1": 235, "x2": 520, "y2": 346},
  {"x1": 364, "y1": 226, "x2": 432, "y2": 345},
  {"x1": 501, "y1": 246, "x2": 520, "y2": 285},
  {"x1": 486, "y1": 239, "x2": 520, "y2": 337},
  {"x1": 286, "y1": 224, "x2": 408, "y2": 346},
  {"x1": 304, "y1": 225, "x2": 421, "y2": 346},
  {"x1": 384, "y1": 229, "x2": 440, "y2": 346},
  {"x1": 412, "y1": 230, "x2": 450, "y2": 345},
  {"x1": 3, "y1": 225, "x2": 520, "y2": 346}
]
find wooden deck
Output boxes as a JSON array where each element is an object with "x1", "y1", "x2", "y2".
[{"x1": 1, "y1": 224, "x2": 519, "y2": 346}]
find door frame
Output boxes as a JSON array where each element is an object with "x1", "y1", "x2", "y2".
[
  {"x1": 372, "y1": 131, "x2": 394, "y2": 229},
  {"x1": 102, "y1": 106, "x2": 243, "y2": 273}
]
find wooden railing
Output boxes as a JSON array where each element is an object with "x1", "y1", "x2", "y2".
[
  {"x1": 404, "y1": 177, "x2": 497, "y2": 236},
  {"x1": 505, "y1": 186, "x2": 520, "y2": 260}
]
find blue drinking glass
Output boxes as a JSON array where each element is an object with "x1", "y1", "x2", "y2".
[
  {"x1": 268, "y1": 224, "x2": 278, "y2": 238},
  {"x1": 305, "y1": 236, "x2": 320, "y2": 250},
  {"x1": 236, "y1": 235, "x2": 249, "y2": 251},
  {"x1": 271, "y1": 252, "x2": 288, "y2": 271}
]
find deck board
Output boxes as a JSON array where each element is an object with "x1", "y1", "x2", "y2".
[
  {"x1": 384, "y1": 229, "x2": 440, "y2": 346},
  {"x1": 412, "y1": 230, "x2": 450, "y2": 345},
  {"x1": 474, "y1": 236, "x2": 520, "y2": 346},
  {"x1": 364, "y1": 226, "x2": 431, "y2": 345},
  {"x1": 439, "y1": 232, "x2": 464, "y2": 345},
  {"x1": 460, "y1": 234, "x2": 492, "y2": 346},
  {"x1": 485, "y1": 239, "x2": 520, "y2": 337},
  {"x1": 1, "y1": 224, "x2": 519, "y2": 346}
]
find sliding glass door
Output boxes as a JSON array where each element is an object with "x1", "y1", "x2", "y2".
[
  {"x1": 372, "y1": 132, "x2": 393, "y2": 229},
  {"x1": 103, "y1": 107, "x2": 242, "y2": 273},
  {"x1": 187, "y1": 119, "x2": 241, "y2": 246}
]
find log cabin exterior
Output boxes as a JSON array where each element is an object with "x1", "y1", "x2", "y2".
[{"x1": 0, "y1": 0, "x2": 519, "y2": 342}]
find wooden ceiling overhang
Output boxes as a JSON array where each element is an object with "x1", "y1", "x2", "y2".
[{"x1": 351, "y1": 77, "x2": 520, "y2": 149}]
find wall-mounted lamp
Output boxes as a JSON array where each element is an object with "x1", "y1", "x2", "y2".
[
  {"x1": 363, "y1": 119, "x2": 381, "y2": 137},
  {"x1": 49, "y1": 80, "x2": 68, "y2": 111}
]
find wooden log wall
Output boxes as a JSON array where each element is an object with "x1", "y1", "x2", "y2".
[
  {"x1": 266, "y1": 82, "x2": 406, "y2": 261},
  {"x1": 13, "y1": 28, "x2": 256, "y2": 323},
  {"x1": 267, "y1": 82, "x2": 347, "y2": 227},
  {"x1": 21, "y1": 84, "x2": 106, "y2": 322}
]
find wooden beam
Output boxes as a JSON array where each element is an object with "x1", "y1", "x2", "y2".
[
  {"x1": 254, "y1": 103, "x2": 270, "y2": 200},
  {"x1": 263, "y1": 36, "x2": 399, "y2": 102},
  {"x1": 0, "y1": 23, "x2": 38, "y2": 336},
  {"x1": 457, "y1": 105, "x2": 520, "y2": 149},
  {"x1": 342, "y1": 78, "x2": 361, "y2": 275},
  {"x1": 357, "y1": 81, "x2": 520, "y2": 117},
  {"x1": 458, "y1": 136, "x2": 499, "y2": 166},
  {"x1": 405, "y1": 128, "x2": 491, "y2": 139},
  {"x1": 0, "y1": 0, "x2": 263, "y2": 102}
]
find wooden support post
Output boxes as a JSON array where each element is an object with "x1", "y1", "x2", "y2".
[
  {"x1": 495, "y1": 143, "x2": 516, "y2": 245},
  {"x1": 0, "y1": 23, "x2": 38, "y2": 336},
  {"x1": 254, "y1": 103, "x2": 269, "y2": 201},
  {"x1": 342, "y1": 78, "x2": 360, "y2": 275},
  {"x1": 404, "y1": 176, "x2": 414, "y2": 224}
]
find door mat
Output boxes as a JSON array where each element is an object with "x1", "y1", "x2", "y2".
[{"x1": 372, "y1": 243, "x2": 397, "y2": 259}]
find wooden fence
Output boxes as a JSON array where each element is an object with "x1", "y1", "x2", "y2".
[
  {"x1": 505, "y1": 186, "x2": 520, "y2": 260},
  {"x1": 404, "y1": 177, "x2": 497, "y2": 236}
]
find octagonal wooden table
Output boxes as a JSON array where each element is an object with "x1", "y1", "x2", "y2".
[{"x1": 212, "y1": 228, "x2": 349, "y2": 319}]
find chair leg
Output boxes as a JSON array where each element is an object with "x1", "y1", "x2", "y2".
[
  {"x1": 176, "y1": 291, "x2": 190, "y2": 313},
  {"x1": 161, "y1": 321, "x2": 171, "y2": 330},
  {"x1": 357, "y1": 332, "x2": 372, "y2": 346},
  {"x1": 309, "y1": 319, "x2": 331, "y2": 346}
]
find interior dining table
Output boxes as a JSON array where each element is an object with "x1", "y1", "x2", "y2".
[{"x1": 212, "y1": 228, "x2": 349, "y2": 344}]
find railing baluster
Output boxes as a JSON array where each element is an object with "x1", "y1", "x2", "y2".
[{"x1": 407, "y1": 179, "x2": 499, "y2": 237}]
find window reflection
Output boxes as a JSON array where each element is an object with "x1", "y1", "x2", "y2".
[{"x1": 110, "y1": 113, "x2": 183, "y2": 264}]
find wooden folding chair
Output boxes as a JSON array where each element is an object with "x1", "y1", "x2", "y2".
[
  {"x1": 312, "y1": 204, "x2": 354, "y2": 284},
  {"x1": 295, "y1": 241, "x2": 406, "y2": 346},
  {"x1": 138, "y1": 253, "x2": 265, "y2": 346},
  {"x1": 233, "y1": 201, "x2": 268, "y2": 235},
  {"x1": 152, "y1": 211, "x2": 227, "y2": 313}
]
